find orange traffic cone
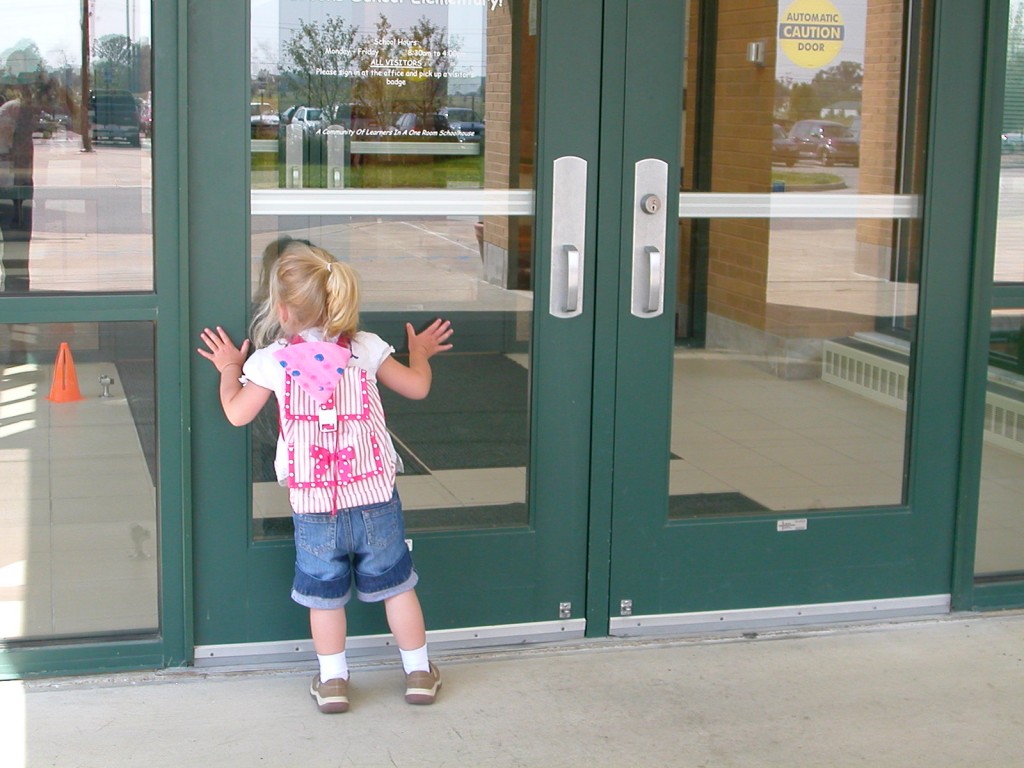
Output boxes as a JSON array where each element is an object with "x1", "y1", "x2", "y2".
[{"x1": 47, "y1": 342, "x2": 84, "y2": 402}]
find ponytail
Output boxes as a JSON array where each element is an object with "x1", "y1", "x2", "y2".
[
  {"x1": 249, "y1": 241, "x2": 360, "y2": 347},
  {"x1": 322, "y1": 257, "x2": 360, "y2": 340}
]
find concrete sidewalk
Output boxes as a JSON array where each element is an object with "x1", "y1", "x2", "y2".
[{"x1": 3, "y1": 613, "x2": 1024, "y2": 767}]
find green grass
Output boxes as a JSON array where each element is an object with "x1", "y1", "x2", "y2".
[
  {"x1": 348, "y1": 155, "x2": 482, "y2": 188},
  {"x1": 771, "y1": 170, "x2": 843, "y2": 186},
  {"x1": 250, "y1": 152, "x2": 484, "y2": 189}
]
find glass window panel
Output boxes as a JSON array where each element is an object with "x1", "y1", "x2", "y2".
[
  {"x1": 671, "y1": 215, "x2": 913, "y2": 516},
  {"x1": 975, "y1": 311, "x2": 1024, "y2": 577},
  {"x1": 0, "y1": 1, "x2": 153, "y2": 293},
  {"x1": 0, "y1": 322, "x2": 158, "y2": 641},
  {"x1": 975, "y1": 2, "x2": 1024, "y2": 578},
  {"x1": 250, "y1": 1, "x2": 533, "y2": 539},
  {"x1": 671, "y1": 0, "x2": 928, "y2": 516},
  {"x1": 996, "y1": 2, "x2": 1024, "y2": 284}
]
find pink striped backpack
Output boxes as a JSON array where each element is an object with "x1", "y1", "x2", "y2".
[{"x1": 273, "y1": 336, "x2": 396, "y2": 514}]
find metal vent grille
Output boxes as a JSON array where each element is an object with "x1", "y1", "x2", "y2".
[
  {"x1": 822, "y1": 340, "x2": 1024, "y2": 455},
  {"x1": 821, "y1": 341, "x2": 908, "y2": 408}
]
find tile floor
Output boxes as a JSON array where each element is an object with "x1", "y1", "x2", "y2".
[{"x1": 0, "y1": 360, "x2": 158, "y2": 641}]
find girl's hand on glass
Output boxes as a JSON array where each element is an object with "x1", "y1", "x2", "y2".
[
  {"x1": 407, "y1": 318, "x2": 454, "y2": 360},
  {"x1": 197, "y1": 326, "x2": 251, "y2": 374}
]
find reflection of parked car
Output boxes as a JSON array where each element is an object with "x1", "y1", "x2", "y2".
[
  {"x1": 439, "y1": 107, "x2": 483, "y2": 141},
  {"x1": 288, "y1": 106, "x2": 327, "y2": 134},
  {"x1": 89, "y1": 89, "x2": 141, "y2": 147},
  {"x1": 788, "y1": 119, "x2": 859, "y2": 166},
  {"x1": 329, "y1": 103, "x2": 377, "y2": 131},
  {"x1": 280, "y1": 105, "x2": 299, "y2": 125},
  {"x1": 34, "y1": 111, "x2": 70, "y2": 137},
  {"x1": 1002, "y1": 132, "x2": 1024, "y2": 153},
  {"x1": 772, "y1": 124, "x2": 798, "y2": 166},
  {"x1": 250, "y1": 101, "x2": 278, "y2": 138},
  {"x1": 394, "y1": 111, "x2": 449, "y2": 133}
]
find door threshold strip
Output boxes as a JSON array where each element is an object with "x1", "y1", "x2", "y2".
[
  {"x1": 194, "y1": 619, "x2": 586, "y2": 668},
  {"x1": 609, "y1": 594, "x2": 950, "y2": 636}
]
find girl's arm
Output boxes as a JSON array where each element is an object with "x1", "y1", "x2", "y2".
[
  {"x1": 377, "y1": 318, "x2": 453, "y2": 400},
  {"x1": 197, "y1": 326, "x2": 272, "y2": 426}
]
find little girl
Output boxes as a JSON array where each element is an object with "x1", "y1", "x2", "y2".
[{"x1": 197, "y1": 241, "x2": 453, "y2": 713}]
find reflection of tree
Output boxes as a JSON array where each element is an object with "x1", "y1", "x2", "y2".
[
  {"x1": 283, "y1": 16, "x2": 358, "y2": 122},
  {"x1": 787, "y1": 82, "x2": 819, "y2": 121},
  {"x1": 352, "y1": 15, "x2": 458, "y2": 129},
  {"x1": 350, "y1": 15, "x2": 399, "y2": 128},
  {"x1": 1, "y1": 42, "x2": 44, "y2": 78},
  {"x1": 776, "y1": 60, "x2": 862, "y2": 123},
  {"x1": 403, "y1": 18, "x2": 456, "y2": 124},
  {"x1": 92, "y1": 34, "x2": 148, "y2": 92},
  {"x1": 811, "y1": 61, "x2": 862, "y2": 111}
]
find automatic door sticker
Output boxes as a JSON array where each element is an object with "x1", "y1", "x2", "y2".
[{"x1": 778, "y1": 0, "x2": 845, "y2": 70}]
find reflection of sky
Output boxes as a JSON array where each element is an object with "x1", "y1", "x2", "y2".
[
  {"x1": 774, "y1": 0, "x2": 866, "y2": 84},
  {"x1": 253, "y1": 0, "x2": 487, "y2": 78},
  {"x1": 0, "y1": 0, "x2": 151, "y2": 70}
]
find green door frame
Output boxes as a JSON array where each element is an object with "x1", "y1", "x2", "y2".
[
  {"x1": 0, "y1": 0, "x2": 191, "y2": 678},
  {"x1": 598, "y1": 0, "x2": 993, "y2": 622},
  {"x1": 953, "y1": 0, "x2": 1024, "y2": 611},
  {"x1": 189, "y1": 0, "x2": 601, "y2": 649}
]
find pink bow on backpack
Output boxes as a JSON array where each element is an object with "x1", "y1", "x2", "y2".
[{"x1": 310, "y1": 445, "x2": 356, "y2": 484}]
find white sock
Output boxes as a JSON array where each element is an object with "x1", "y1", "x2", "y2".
[
  {"x1": 400, "y1": 643, "x2": 430, "y2": 674},
  {"x1": 317, "y1": 651, "x2": 349, "y2": 682}
]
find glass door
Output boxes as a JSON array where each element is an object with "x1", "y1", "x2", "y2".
[
  {"x1": 973, "y1": 0, "x2": 1024, "y2": 594},
  {"x1": 191, "y1": 0, "x2": 602, "y2": 654},
  {"x1": 606, "y1": 0, "x2": 956, "y2": 631},
  {"x1": 0, "y1": 0, "x2": 187, "y2": 676}
]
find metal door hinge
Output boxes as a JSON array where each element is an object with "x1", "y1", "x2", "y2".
[
  {"x1": 559, "y1": 602, "x2": 572, "y2": 619},
  {"x1": 620, "y1": 599, "x2": 633, "y2": 616}
]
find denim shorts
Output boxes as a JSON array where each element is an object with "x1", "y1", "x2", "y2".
[{"x1": 290, "y1": 491, "x2": 417, "y2": 610}]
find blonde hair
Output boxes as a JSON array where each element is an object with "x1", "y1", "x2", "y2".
[{"x1": 249, "y1": 241, "x2": 360, "y2": 347}]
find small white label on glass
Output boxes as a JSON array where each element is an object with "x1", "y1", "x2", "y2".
[{"x1": 777, "y1": 519, "x2": 808, "y2": 532}]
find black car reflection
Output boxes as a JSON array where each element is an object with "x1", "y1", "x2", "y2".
[
  {"x1": 394, "y1": 107, "x2": 483, "y2": 142},
  {"x1": 788, "y1": 119, "x2": 859, "y2": 167}
]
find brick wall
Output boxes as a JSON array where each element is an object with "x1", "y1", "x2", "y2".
[
  {"x1": 706, "y1": 0, "x2": 777, "y2": 334},
  {"x1": 482, "y1": 4, "x2": 536, "y2": 289},
  {"x1": 854, "y1": 0, "x2": 903, "y2": 278},
  {"x1": 482, "y1": 5, "x2": 512, "y2": 286}
]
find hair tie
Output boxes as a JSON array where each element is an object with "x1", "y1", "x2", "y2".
[{"x1": 324, "y1": 261, "x2": 333, "y2": 273}]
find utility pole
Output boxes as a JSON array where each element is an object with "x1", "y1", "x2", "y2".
[{"x1": 80, "y1": 0, "x2": 93, "y2": 151}]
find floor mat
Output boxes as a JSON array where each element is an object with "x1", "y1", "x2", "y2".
[
  {"x1": 668, "y1": 492, "x2": 769, "y2": 518},
  {"x1": 380, "y1": 352, "x2": 529, "y2": 471}
]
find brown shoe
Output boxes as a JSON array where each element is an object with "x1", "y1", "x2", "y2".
[
  {"x1": 310, "y1": 674, "x2": 349, "y2": 713},
  {"x1": 404, "y1": 661, "x2": 441, "y2": 705}
]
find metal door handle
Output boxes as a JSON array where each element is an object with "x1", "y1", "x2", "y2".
[
  {"x1": 644, "y1": 246, "x2": 662, "y2": 313},
  {"x1": 550, "y1": 156, "x2": 587, "y2": 319},
  {"x1": 564, "y1": 245, "x2": 581, "y2": 314},
  {"x1": 631, "y1": 159, "x2": 668, "y2": 317}
]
